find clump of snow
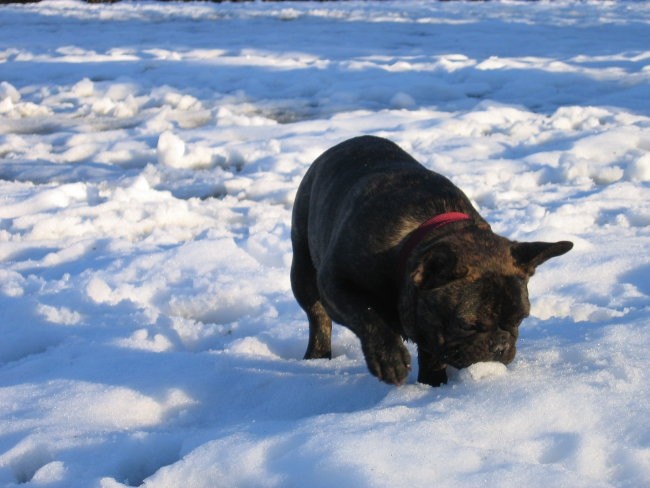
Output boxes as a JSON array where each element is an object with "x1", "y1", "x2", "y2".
[
  {"x1": 458, "y1": 361, "x2": 508, "y2": 382},
  {"x1": 157, "y1": 131, "x2": 186, "y2": 168},
  {"x1": 0, "y1": 81, "x2": 20, "y2": 103},
  {"x1": 0, "y1": 1, "x2": 649, "y2": 487},
  {"x1": 627, "y1": 154, "x2": 650, "y2": 182}
]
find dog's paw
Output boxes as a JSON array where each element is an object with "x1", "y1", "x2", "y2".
[
  {"x1": 303, "y1": 346, "x2": 332, "y2": 360},
  {"x1": 363, "y1": 334, "x2": 411, "y2": 385}
]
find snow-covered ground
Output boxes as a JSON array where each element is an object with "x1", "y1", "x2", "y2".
[{"x1": 0, "y1": 1, "x2": 649, "y2": 486}]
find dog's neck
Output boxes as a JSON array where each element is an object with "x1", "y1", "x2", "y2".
[{"x1": 398, "y1": 212, "x2": 471, "y2": 276}]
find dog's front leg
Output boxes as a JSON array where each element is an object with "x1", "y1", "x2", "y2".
[
  {"x1": 416, "y1": 346, "x2": 448, "y2": 387},
  {"x1": 319, "y1": 273, "x2": 411, "y2": 385}
]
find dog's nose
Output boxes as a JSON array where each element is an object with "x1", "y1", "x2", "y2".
[{"x1": 491, "y1": 342, "x2": 510, "y2": 357}]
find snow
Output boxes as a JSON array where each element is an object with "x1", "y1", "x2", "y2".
[{"x1": 0, "y1": 0, "x2": 649, "y2": 486}]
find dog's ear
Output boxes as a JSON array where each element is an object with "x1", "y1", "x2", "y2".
[
  {"x1": 412, "y1": 244, "x2": 468, "y2": 290},
  {"x1": 511, "y1": 240, "x2": 573, "y2": 274}
]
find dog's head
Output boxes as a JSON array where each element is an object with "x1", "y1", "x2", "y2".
[{"x1": 400, "y1": 231, "x2": 573, "y2": 369}]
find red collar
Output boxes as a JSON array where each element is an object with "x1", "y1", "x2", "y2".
[{"x1": 398, "y1": 212, "x2": 471, "y2": 275}]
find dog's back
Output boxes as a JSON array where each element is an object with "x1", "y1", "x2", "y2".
[{"x1": 292, "y1": 135, "x2": 479, "y2": 270}]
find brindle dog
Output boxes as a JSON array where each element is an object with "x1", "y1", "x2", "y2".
[{"x1": 291, "y1": 136, "x2": 572, "y2": 386}]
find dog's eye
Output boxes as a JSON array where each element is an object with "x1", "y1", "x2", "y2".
[
  {"x1": 470, "y1": 321, "x2": 492, "y2": 333},
  {"x1": 456, "y1": 320, "x2": 479, "y2": 334}
]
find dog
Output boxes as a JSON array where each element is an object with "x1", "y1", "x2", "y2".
[{"x1": 290, "y1": 136, "x2": 573, "y2": 386}]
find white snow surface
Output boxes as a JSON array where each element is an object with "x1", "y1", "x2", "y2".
[{"x1": 0, "y1": 1, "x2": 649, "y2": 486}]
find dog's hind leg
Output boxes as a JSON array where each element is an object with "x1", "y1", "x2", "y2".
[{"x1": 291, "y1": 243, "x2": 332, "y2": 360}]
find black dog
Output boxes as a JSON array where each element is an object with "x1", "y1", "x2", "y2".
[{"x1": 291, "y1": 136, "x2": 572, "y2": 386}]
